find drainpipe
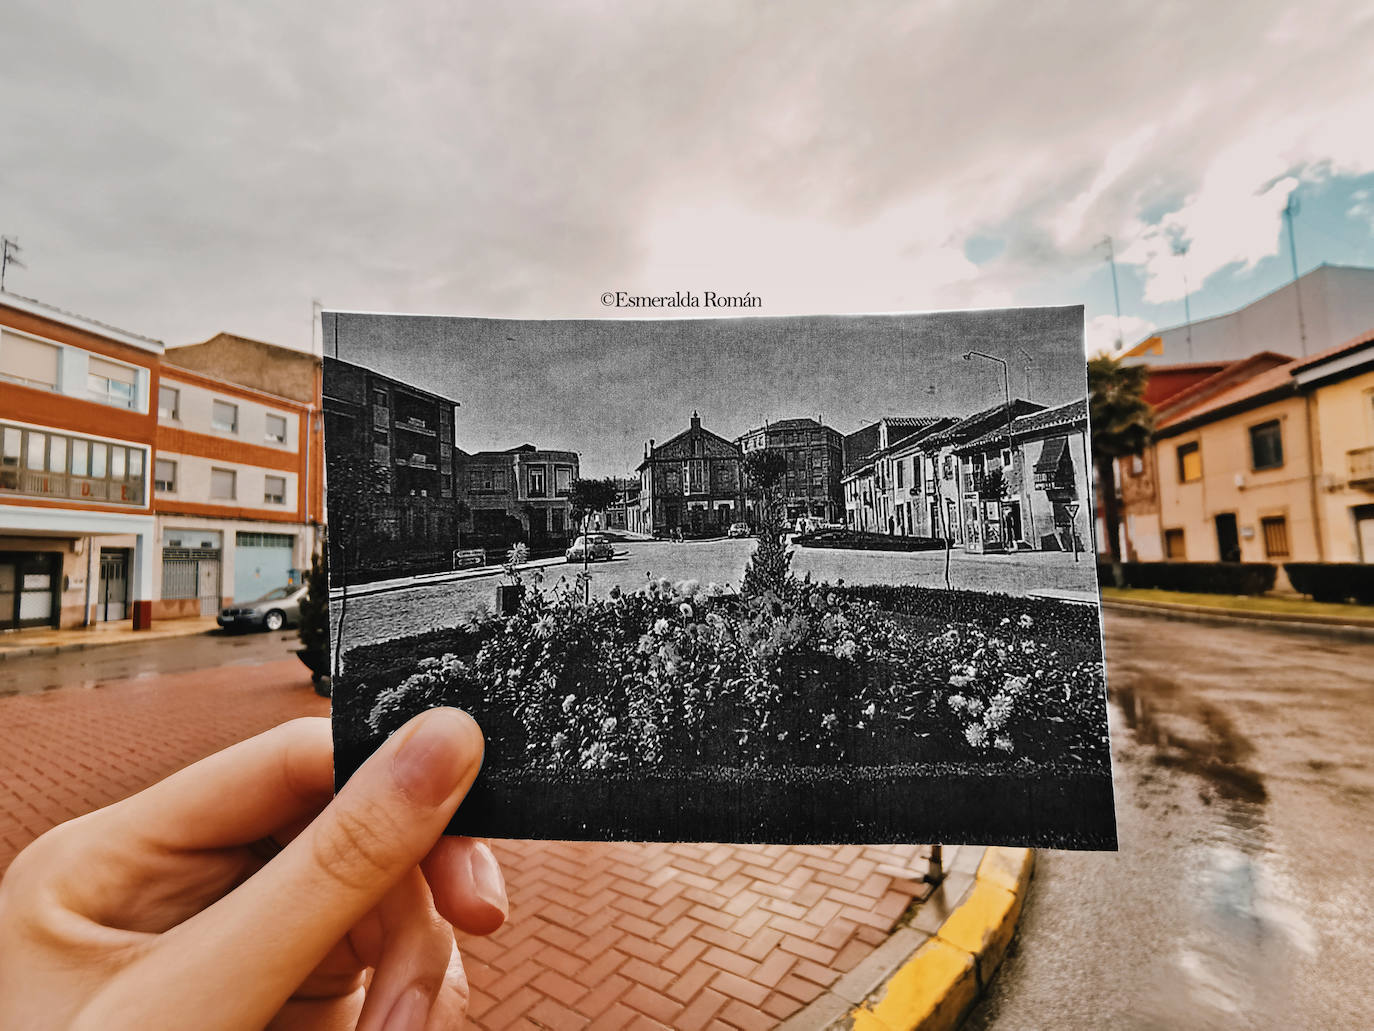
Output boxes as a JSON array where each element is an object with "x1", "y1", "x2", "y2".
[{"x1": 1305, "y1": 392, "x2": 1325, "y2": 562}]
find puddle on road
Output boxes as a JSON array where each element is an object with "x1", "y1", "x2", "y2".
[{"x1": 1112, "y1": 676, "x2": 1320, "y2": 1028}]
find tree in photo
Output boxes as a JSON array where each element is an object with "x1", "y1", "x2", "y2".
[
  {"x1": 1088, "y1": 354, "x2": 1152, "y2": 585},
  {"x1": 325, "y1": 447, "x2": 388, "y2": 674},
  {"x1": 741, "y1": 449, "x2": 791, "y2": 598},
  {"x1": 567, "y1": 476, "x2": 620, "y2": 599}
]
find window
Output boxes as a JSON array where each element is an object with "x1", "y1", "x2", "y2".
[
  {"x1": 158, "y1": 385, "x2": 180, "y2": 420},
  {"x1": 0, "y1": 331, "x2": 60, "y2": 391},
  {"x1": 211, "y1": 400, "x2": 239, "y2": 433},
  {"x1": 528, "y1": 464, "x2": 547, "y2": 497},
  {"x1": 155, "y1": 459, "x2": 176, "y2": 492},
  {"x1": 1177, "y1": 442, "x2": 1201, "y2": 482},
  {"x1": 210, "y1": 468, "x2": 236, "y2": 500},
  {"x1": 1130, "y1": 454, "x2": 1144, "y2": 477},
  {"x1": 1249, "y1": 420, "x2": 1284, "y2": 471},
  {"x1": 373, "y1": 443, "x2": 390, "y2": 465},
  {"x1": 1164, "y1": 528, "x2": 1186, "y2": 559},
  {"x1": 555, "y1": 465, "x2": 573, "y2": 496},
  {"x1": 1001, "y1": 448, "x2": 1013, "y2": 467},
  {"x1": 1261, "y1": 515, "x2": 1290, "y2": 558},
  {"x1": 265, "y1": 413, "x2": 288, "y2": 444},
  {"x1": 264, "y1": 475, "x2": 286, "y2": 505},
  {"x1": 0, "y1": 422, "x2": 145, "y2": 503},
  {"x1": 87, "y1": 357, "x2": 138, "y2": 409},
  {"x1": 896, "y1": 460, "x2": 904, "y2": 489}
]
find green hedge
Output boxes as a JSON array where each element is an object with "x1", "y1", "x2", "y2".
[
  {"x1": 1284, "y1": 563, "x2": 1374, "y2": 605},
  {"x1": 1098, "y1": 561, "x2": 1276, "y2": 596}
]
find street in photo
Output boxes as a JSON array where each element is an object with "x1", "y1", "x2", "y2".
[{"x1": 323, "y1": 306, "x2": 1116, "y2": 847}]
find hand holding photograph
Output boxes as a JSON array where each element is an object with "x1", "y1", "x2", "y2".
[{"x1": 324, "y1": 305, "x2": 1115, "y2": 848}]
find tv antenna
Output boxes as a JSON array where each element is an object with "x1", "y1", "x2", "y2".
[
  {"x1": 1, "y1": 238, "x2": 24, "y2": 292},
  {"x1": 1171, "y1": 238, "x2": 1194, "y2": 360},
  {"x1": 1100, "y1": 236, "x2": 1124, "y2": 351},
  {"x1": 1283, "y1": 193, "x2": 1308, "y2": 355}
]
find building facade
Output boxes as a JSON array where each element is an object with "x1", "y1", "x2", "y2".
[
  {"x1": 0, "y1": 293, "x2": 161, "y2": 630},
  {"x1": 457, "y1": 445, "x2": 579, "y2": 546},
  {"x1": 322, "y1": 357, "x2": 461, "y2": 580},
  {"x1": 735, "y1": 418, "x2": 844, "y2": 524},
  {"x1": 840, "y1": 417, "x2": 946, "y2": 532},
  {"x1": 637, "y1": 412, "x2": 746, "y2": 536},
  {"x1": 153, "y1": 363, "x2": 318, "y2": 613}
]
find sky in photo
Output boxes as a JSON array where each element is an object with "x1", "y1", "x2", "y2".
[
  {"x1": 2, "y1": 2, "x2": 1372, "y2": 360},
  {"x1": 328, "y1": 306, "x2": 1088, "y2": 477}
]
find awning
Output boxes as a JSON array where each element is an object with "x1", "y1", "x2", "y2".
[{"x1": 1034, "y1": 435, "x2": 1069, "y2": 473}]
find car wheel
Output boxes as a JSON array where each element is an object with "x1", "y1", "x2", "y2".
[{"x1": 264, "y1": 609, "x2": 286, "y2": 632}]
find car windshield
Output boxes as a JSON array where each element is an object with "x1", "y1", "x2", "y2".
[{"x1": 252, "y1": 586, "x2": 297, "y2": 602}]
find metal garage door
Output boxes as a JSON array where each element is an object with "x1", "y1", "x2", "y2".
[
  {"x1": 233, "y1": 532, "x2": 295, "y2": 603},
  {"x1": 162, "y1": 548, "x2": 223, "y2": 615}
]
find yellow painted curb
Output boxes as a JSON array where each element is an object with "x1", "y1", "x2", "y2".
[{"x1": 845, "y1": 848, "x2": 1035, "y2": 1031}]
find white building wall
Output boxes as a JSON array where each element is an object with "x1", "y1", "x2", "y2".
[
  {"x1": 160, "y1": 376, "x2": 298, "y2": 452},
  {"x1": 154, "y1": 451, "x2": 298, "y2": 517}
]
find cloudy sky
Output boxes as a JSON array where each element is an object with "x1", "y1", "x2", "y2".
[{"x1": 2, "y1": 1, "x2": 1372, "y2": 359}]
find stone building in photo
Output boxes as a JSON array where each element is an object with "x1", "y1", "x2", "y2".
[
  {"x1": 735, "y1": 417, "x2": 844, "y2": 525},
  {"x1": 456, "y1": 445, "x2": 579, "y2": 547},
  {"x1": 637, "y1": 412, "x2": 746, "y2": 537}
]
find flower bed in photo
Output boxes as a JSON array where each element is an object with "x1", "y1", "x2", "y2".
[{"x1": 339, "y1": 574, "x2": 1108, "y2": 781}]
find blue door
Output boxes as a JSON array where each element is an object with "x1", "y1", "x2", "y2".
[{"x1": 234, "y1": 532, "x2": 295, "y2": 602}]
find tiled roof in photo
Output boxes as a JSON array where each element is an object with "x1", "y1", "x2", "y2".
[{"x1": 0, "y1": 289, "x2": 163, "y2": 348}]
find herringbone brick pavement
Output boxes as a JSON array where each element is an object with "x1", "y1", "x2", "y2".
[{"x1": 0, "y1": 659, "x2": 934, "y2": 1029}]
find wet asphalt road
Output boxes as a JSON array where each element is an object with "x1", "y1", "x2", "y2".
[
  {"x1": 0, "y1": 629, "x2": 299, "y2": 695},
  {"x1": 967, "y1": 608, "x2": 1374, "y2": 1030}
]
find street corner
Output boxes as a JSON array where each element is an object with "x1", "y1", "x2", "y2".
[{"x1": 837, "y1": 848, "x2": 1034, "y2": 1031}]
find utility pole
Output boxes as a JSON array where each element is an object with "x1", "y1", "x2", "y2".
[
  {"x1": 1101, "y1": 236, "x2": 1124, "y2": 351},
  {"x1": 1171, "y1": 239, "x2": 1194, "y2": 360},
  {"x1": 1283, "y1": 194, "x2": 1308, "y2": 355},
  {"x1": 1, "y1": 238, "x2": 24, "y2": 292}
]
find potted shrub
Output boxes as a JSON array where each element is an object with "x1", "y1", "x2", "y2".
[
  {"x1": 296, "y1": 543, "x2": 332, "y2": 697},
  {"x1": 496, "y1": 542, "x2": 529, "y2": 616}
]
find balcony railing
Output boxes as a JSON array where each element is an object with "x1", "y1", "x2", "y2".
[
  {"x1": 1350, "y1": 446, "x2": 1374, "y2": 488},
  {"x1": 2, "y1": 469, "x2": 145, "y2": 505}
]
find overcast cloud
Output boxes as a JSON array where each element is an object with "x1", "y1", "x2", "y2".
[{"x1": 1, "y1": 1, "x2": 1372, "y2": 354}]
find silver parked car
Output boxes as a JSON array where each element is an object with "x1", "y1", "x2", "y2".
[{"x1": 218, "y1": 584, "x2": 306, "y2": 633}]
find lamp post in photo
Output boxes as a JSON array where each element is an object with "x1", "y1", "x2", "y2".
[{"x1": 964, "y1": 349, "x2": 1012, "y2": 552}]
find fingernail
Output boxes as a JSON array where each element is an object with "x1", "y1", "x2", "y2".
[
  {"x1": 392, "y1": 708, "x2": 480, "y2": 807},
  {"x1": 382, "y1": 984, "x2": 430, "y2": 1031},
  {"x1": 469, "y1": 840, "x2": 508, "y2": 917}
]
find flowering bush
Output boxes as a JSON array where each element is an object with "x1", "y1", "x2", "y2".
[{"x1": 362, "y1": 568, "x2": 1108, "y2": 773}]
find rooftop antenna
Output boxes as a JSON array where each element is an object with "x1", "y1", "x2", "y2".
[
  {"x1": 1100, "y1": 236, "x2": 1124, "y2": 351},
  {"x1": 1283, "y1": 193, "x2": 1308, "y2": 355},
  {"x1": 1171, "y1": 239, "x2": 1194, "y2": 360},
  {"x1": 1, "y1": 237, "x2": 24, "y2": 292}
]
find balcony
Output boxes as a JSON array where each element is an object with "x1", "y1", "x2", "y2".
[
  {"x1": 2, "y1": 469, "x2": 145, "y2": 505},
  {"x1": 1350, "y1": 446, "x2": 1374, "y2": 489}
]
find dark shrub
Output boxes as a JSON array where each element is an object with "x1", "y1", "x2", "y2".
[
  {"x1": 831, "y1": 583, "x2": 1101, "y2": 643},
  {"x1": 795, "y1": 530, "x2": 947, "y2": 552},
  {"x1": 1284, "y1": 563, "x2": 1374, "y2": 605},
  {"x1": 1103, "y1": 561, "x2": 1276, "y2": 596}
]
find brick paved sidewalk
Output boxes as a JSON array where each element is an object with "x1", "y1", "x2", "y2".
[{"x1": 0, "y1": 663, "x2": 939, "y2": 1029}]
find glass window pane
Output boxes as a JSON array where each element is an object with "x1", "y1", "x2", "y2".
[
  {"x1": 2, "y1": 427, "x2": 20, "y2": 463},
  {"x1": 26, "y1": 432, "x2": 46, "y2": 470},
  {"x1": 70, "y1": 438, "x2": 89, "y2": 476},
  {"x1": 49, "y1": 436, "x2": 67, "y2": 473},
  {"x1": 111, "y1": 447, "x2": 126, "y2": 479},
  {"x1": 90, "y1": 442, "x2": 108, "y2": 478},
  {"x1": 128, "y1": 449, "x2": 144, "y2": 476},
  {"x1": 158, "y1": 385, "x2": 179, "y2": 418}
]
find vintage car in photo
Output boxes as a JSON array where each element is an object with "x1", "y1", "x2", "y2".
[{"x1": 566, "y1": 534, "x2": 616, "y2": 562}]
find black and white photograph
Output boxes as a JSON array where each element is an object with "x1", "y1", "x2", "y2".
[{"x1": 324, "y1": 305, "x2": 1115, "y2": 847}]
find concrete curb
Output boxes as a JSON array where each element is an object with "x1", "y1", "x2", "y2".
[
  {"x1": 1101, "y1": 597, "x2": 1374, "y2": 640},
  {"x1": 0, "y1": 622, "x2": 220, "y2": 662},
  {"x1": 838, "y1": 848, "x2": 1034, "y2": 1031}
]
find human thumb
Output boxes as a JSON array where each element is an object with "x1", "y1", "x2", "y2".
[{"x1": 121, "y1": 707, "x2": 485, "y2": 1027}]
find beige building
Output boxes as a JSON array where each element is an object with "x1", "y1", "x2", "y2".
[{"x1": 1150, "y1": 331, "x2": 1374, "y2": 565}]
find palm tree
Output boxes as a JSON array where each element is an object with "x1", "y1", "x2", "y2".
[{"x1": 1088, "y1": 354, "x2": 1152, "y2": 586}]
